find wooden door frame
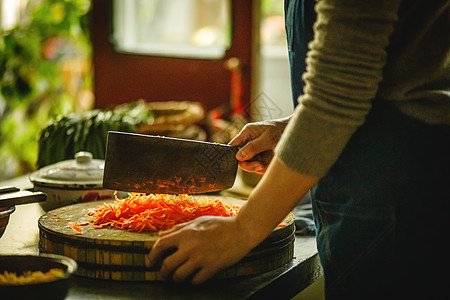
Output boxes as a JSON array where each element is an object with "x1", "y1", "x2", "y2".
[{"x1": 91, "y1": 0, "x2": 259, "y2": 112}]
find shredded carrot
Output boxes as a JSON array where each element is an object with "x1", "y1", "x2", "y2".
[
  {"x1": 67, "y1": 222, "x2": 82, "y2": 233},
  {"x1": 88, "y1": 193, "x2": 240, "y2": 233}
]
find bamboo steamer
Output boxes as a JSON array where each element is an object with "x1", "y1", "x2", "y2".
[{"x1": 38, "y1": 196, "x2": 295, "y2": 281}]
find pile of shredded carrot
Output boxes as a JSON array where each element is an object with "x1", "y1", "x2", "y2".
[{"x1": 88, "y1": 193, "x2": 240, "y2": 232}]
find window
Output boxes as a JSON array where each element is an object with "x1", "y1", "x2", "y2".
[
  {"x1": 261, "y1": 0, "x2": 287, "y2": 48},
  {"x1": 112, "y1": 0, "x2": 231, "y2": 59},
  {"x1": 257, "y1": 0, "x2": 293, "y2": 120},
  {"x1": 0, "y1": 0, "x2": 28, "y2": 30}
]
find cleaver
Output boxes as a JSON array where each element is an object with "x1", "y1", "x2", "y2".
[{"x1": 103, "y1": 131, "x2": 242, "y2": 194}]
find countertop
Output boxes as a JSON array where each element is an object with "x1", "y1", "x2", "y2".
[{"x1": 0, "y1": 174, "x2": 322, "y2": 300}]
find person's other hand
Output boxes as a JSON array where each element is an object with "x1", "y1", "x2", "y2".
[
  {"x1": 146, "y1": 216, "x2": 254, "y2": 284},
  {"x1": 229, "y1": 117, "x2": 290, "y2": 174}
]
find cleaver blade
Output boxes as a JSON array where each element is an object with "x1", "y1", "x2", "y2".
[{"x1": 103, "y1": 131, "x2": 239, "y2": 194}]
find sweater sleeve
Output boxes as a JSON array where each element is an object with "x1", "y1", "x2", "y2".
[{"x1": 275, "y1": 0, "x2": 402, "y2": 177}]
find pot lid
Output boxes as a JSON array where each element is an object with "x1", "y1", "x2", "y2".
[{"x1": 29, "y1": 152, "x2": 105, "y2": 189}]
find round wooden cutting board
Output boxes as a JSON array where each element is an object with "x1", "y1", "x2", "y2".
[{"x1": 38, "y1": 196, "x2": 295, "y2": 281}]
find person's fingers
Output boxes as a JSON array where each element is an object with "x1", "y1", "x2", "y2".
[
  {"x1": 229, "y1": 128, "x2": 252, "y2": 147},
  {"x1": 236, "y1": 137, "x2": 272, "y2": 161},
  {"x1": 229, "y1": 122, "x2": 265, "y2": 146},
  {"x1": 238, "y1": 161, "x2": 266, "y2": 174},
  {"x1": 146, "y1": 237, "x2": 176, "y2": 268},
  {"x1": 228, "y1": 133, "x2": 246, "y2": 147},
  {"x1": 190, "y1": 266, "x2": 220, "y2": 285},
  {"x1": 158, "y1": 222, "x2": 189, "y2": 237},
  {"x1": 158, "y1": 249, "x2": 189, "y2": 280},
  {"x1": 171, "y1": 258, "x2": 201, "y2": 283}
]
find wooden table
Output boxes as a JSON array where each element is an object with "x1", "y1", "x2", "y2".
[{"x1": 0, "y1": 175, "x2": 322, "y2": 300}]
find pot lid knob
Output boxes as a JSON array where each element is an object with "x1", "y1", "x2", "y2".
[{"x1": 75, "y1": 151, "x2": 93, "y2": 164}]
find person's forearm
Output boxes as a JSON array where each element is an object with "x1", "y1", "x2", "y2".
[{"x1": 236, "y1": 157, "x2": 319, "y2": 248}]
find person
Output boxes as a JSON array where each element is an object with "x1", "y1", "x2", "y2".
[{"x1": 147, "y1": 0, "x2": 449, "y2": 298}]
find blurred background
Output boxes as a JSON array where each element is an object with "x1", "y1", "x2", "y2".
[{"x1": 0, "y1": 0, "x2": 294, "y2": 181}]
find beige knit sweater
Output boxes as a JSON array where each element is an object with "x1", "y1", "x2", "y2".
[{"x1": 275, "y1": 0, "x2": 450, "y2": 178}]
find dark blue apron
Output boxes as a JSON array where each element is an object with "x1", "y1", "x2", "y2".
[
  {"x1": 312, "y1": 100, "x2": 450, "y2": 299},
  {"x1": 284, "y1": 0, "x2": 316, "y2": 107}
]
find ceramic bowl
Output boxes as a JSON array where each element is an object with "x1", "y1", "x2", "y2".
[
  {"x1": 0, "y1": 206, "x2": 15, "y2": 239},
  {"x1": 0, "y1": 253, "x2": 77, "y2": 300}
]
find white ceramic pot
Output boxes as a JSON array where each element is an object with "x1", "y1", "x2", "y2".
[{"x1": 29, "y1": 152, "x2": 121, "y2": 211}]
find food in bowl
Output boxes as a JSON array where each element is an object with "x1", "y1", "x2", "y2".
[
  {"x1": 0, "y1": 268, "x2": 65, "y2": 285},
  {"x1": 0, "y1": 254, "x2": 77, "y2": 300}
]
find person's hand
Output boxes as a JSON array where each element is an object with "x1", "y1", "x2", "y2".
[
  {"x1": 229, "y1": 116, "x2": 290, "y2": 174},
  {"x1": 146, "y1": 215, "x2": 255, "y2": 284}
]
